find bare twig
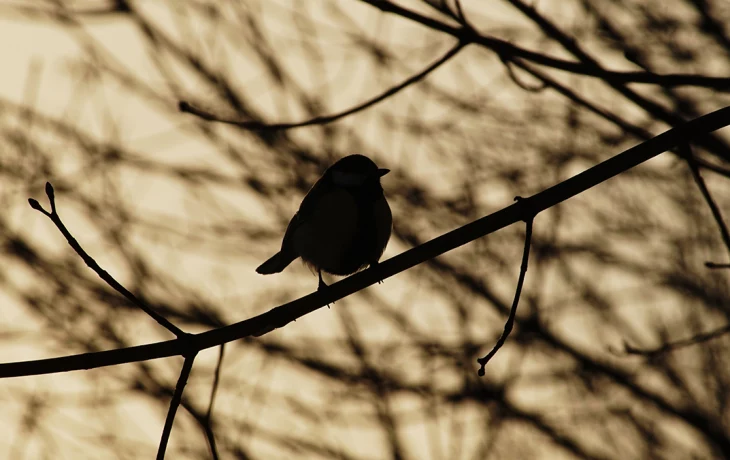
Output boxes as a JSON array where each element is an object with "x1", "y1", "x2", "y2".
[
  {"x1": 157, "y1": 353, "x2": 197, "y2": 460},
  {"x1": 28, "y1": 183, "x2": 185, "y2": 338},
  {"x1": 6, "y1": 105, "x2": 730, "y2": 379},
  {"x1": 477, "y1": 212, "x2": 533, "y2": 376},
  {"x1": 179, "y1": 41, "x2": 465, "y2": 129}
]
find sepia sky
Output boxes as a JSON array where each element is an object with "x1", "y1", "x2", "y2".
[{"x1": 1, "y1": 1, "x2": 730, "y2": 459}]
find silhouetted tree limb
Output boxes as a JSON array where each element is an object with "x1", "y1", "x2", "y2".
[
  {"x1": 7, "y1": 105, "x2": 730, "y2": 381},
  {"x1": 359, "y1": 0, "x2": 730, "y2": 90}
]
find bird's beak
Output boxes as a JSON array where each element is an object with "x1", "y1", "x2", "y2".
[{"x1": 377, "y1": 168, "x2": 390, "y2": 177}]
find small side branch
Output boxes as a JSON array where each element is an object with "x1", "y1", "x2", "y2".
[
  {"x1": 622, "y1": 324, "x2": 730, "y2": 357},
  {"x1": 681, "y1": 144, "x2": 730, "y2": 264},
  {"x1": 477, "y1": 210, "x2": 534, "y2": 376},
  {"x1": 179, "y1": 41, "x2": 465, "y2": 130},
  {"x1": 28, "y1": 183, "x2": 185, "y2": 338},
  {"x1": 156, "y1": 353, "x2": 197, "y2": 460}
]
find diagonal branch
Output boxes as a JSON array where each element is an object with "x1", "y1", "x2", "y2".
[
  {"x1": 6, "y1": 105, "x2": 730, "y2": 379},
  {"x1": 179, "y1": 41, "x2": 465, "y2": 129},
  {"x1": 28, "y1": 183, "x2": 185, "y2": 338}
]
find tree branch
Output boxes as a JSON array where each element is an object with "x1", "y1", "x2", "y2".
[
  {"x1": 6, "y1": 105, "x2": 730, "y2": 379},
  {"x1": 681, "y1": 144, "x2": 730, "y2": 262},
  {"x1": 358, "y1": 0, "x2": 730, "y2": 90},
  {"x1": 623, "y1": 324, "x2": 730, "y2": 357},
  {"x1": 156, "y1": 353, "x2": 197, "y2": 460},
  {"x1": 28, "y1": 183, "x2": 185, "y2": 338}
]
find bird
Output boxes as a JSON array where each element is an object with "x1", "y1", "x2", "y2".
[{"x1": 256, "y1": 154, "x2": 392, "y2": 291}]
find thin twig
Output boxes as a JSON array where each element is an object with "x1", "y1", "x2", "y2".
[
  {"x1": 681, "y1": 144, "x2": 730, "y2": 260},
  {"x1": 28, "y1": 183, "x2": 185, "y2": 338},
  {"x1": 203, "y1": 345, "x2": 225, "y2": 460},
  {"x1": 623, "y1": 324, "x2": 730, "y2": 357},
  {"x1": 179, "y1": 41, "x2": 465, "y2": 129},
  {"x1": 477, "y1": 213, "x2": 534, "y2": 376},
  {"x1": 615, "y1": 145, "x2": 730, "y2": 357},
  {"x1": 706, "y1": 262, "x2": 730, "y2": 269},
  {"x1": 7, "y1": 105, "x2": 730, "y2": 379},
  {"x1": 157, "y1": 353, "x2": 197, "y2": 460}
]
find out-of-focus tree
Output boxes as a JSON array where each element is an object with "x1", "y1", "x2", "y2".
[{"x1": 0, "y1": 0, "x2": 729, "y2": 459}]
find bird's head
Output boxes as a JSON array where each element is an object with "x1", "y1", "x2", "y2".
[{"x1": 328, "y1": 154, "x2": 389, "y2": 188}]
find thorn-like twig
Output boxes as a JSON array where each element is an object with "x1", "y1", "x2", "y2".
[
  {"x1": 157, "y1": 353, "x2": 197, "y2": 460},
  {"x1": 28, "y1": 182, "x2": 185, "y2": 338},
  {"x1": 179, "y1": 41, "x2": 465, "y2": 130},
  {"x1": 477, "y1": 212, "x2": 534, "y2": 376}
]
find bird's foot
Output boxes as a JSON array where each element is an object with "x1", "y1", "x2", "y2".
[{"x1": 370, "y1": 261, "x2": 384, "y2": 285}]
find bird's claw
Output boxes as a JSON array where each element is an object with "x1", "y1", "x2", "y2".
[{"x1": 370, "y1": 261, "x2": 384, "y2": 285}]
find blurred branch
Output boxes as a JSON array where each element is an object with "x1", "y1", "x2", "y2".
[
  {"x1": 477, "y1": 212, "x2": 533, "y2": 376},
  {"x1": 179, "y1": 41, "x2": 465, "y2": 129},
  {"x1": 509, "y1": 57, "x2": 730, "y2": 179},
  {"x1": 502, "y1": 58, "x2": 548, "y2": 92},
  {"x1": 502, "y1": 0, "x2": 730, "y2": 162},
  {"x1": 359, "y1": 0, "x2": 730, "y2": 90},
  {"x1": 6, "y1": 105, "x2": 730, "y2": 378},
  {"x1": 157, "y1": 353, "x2": 197, "y2": 460},
  {"x1": 28, "y1": 183, "x2": 185, "y2": 338},
  {"x1": 681, "y1": 144, "x2": 730, "y2": 261},
  {"x1": 706, "y1": 263, "x2": 730, "y2": 269},
  {"x1": 623, "y1": 324, "x2": 730, "y2": 357},
  {"x1": 203, "y1": 345, "x2": 225, "y2": 460}
]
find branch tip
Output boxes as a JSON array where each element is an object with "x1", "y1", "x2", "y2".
[
  {"x1": 45, "y1": 182, "x2": 54, "y2": 201},
  {"x1": 28, "y1": 198, "x2": 46, "y2": 213}
]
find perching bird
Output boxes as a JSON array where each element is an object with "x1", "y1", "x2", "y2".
[{"x1": 256, "y1": 154, "x2": 392, "y2": 290}]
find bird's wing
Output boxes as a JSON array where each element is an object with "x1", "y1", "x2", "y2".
[{"x1": 279, "y1": 174, "x2": 331, "y2": 253}]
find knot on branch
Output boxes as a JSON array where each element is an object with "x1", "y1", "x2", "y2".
[{"x1": 514, "y1": 195, "x2": 537, "y2": 223}]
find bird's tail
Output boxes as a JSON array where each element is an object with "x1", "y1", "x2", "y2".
[{"x1": 256, "y1": 251, "x2": 297, "y2": 274}]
